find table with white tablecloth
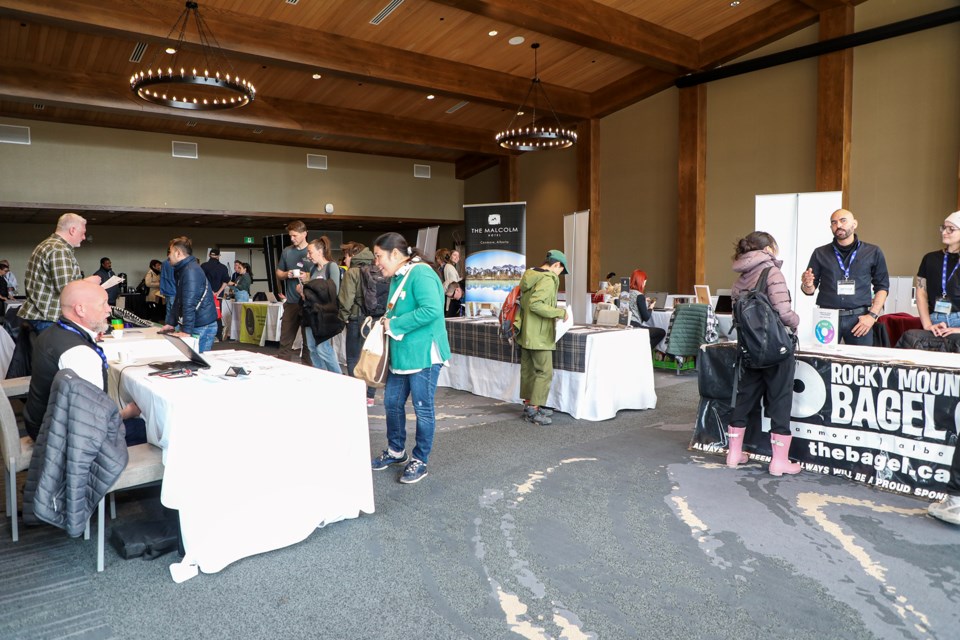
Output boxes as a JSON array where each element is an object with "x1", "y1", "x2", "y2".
[
  {"x1": 438, "y1": 318, "x2": 656, "y2": 421},
  {"x1": 108, "y1": 350, "x2": 374, "y2": 577},
  {"x1": 221, "y1": 300, "x2": 287, "y2": 345}
]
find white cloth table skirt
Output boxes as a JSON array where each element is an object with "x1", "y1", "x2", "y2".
[
  {"x1": 109, "y1": 351, "x2": 374, "y2": 575},
  {"x1": 221, "y1": 300, "x2": 293, "y2": 346},
  {"x1": 438, "y1": 324, "x2": 656, "y2": 421}
]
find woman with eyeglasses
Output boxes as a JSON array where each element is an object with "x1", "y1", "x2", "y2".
[{"x1": 916, "y1": 211, "x2": 960, "y2": 337}]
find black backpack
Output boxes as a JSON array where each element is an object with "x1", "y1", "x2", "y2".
[
  {"x1": 303, "y1": 278, "x2": 345, "y2": 342},
  {"x1": 358, "y1": 264, "x2": 390, "y2": 317},
  {"x1": 732, "y1": 267, "x2": 795, "y2": 368}
]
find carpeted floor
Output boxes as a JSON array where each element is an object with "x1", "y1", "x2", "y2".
[{"x1": 1, "y1": 345, "x2": 957, "y2": 640}]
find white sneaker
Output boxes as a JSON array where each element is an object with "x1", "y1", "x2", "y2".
[{"x1": 928, "y1": 495, "x2": 960, "y2": 525}]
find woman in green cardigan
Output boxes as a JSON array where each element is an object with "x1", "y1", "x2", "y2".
[{"x1": 370, "y1": 232, "x2": 451, "y2": 484}]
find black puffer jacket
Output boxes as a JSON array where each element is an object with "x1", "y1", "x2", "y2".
[
  {"x1": 22, "y1": 370, "x2": 129, "y2": 537},
  {"x1": 303, "y1": 279, "x2": 345, "y2": 343}
]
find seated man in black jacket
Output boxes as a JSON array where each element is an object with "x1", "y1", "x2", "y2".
[{"x1": 23, "y1": 280, "x2": 146, "y2": 445}]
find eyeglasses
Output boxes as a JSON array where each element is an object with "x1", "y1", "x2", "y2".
[{"x1": 940, "y1": 225, "x2": 959, "y2": 233}]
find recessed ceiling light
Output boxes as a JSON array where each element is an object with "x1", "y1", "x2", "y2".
[
  {"x1": 165, "y1": 47, "x2": 177, "y2": 54},
  {"x1": 426, "y1": 94, "x2": 435, "y2": 100},
  {"x1": 312, "y1": 73, "x2": 322, "y2": 79},
  {"x1": 729, "y1": 0, "x2": 740, "y2": 5},
  {"x1": 517, "y1": 110, "x2": 524, "y2": 116},
  {"x1": 488, "y1": 30, "x2": 498, "y2": 37},
  {"x1": 508, "y1": 36, "x2": 525, "y2": 46}
]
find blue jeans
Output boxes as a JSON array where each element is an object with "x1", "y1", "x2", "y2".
[
  {"x1": 384, "y1": 364, "x2": 441, "y2": 464},
  {"x1": 185, "y1": 321, "x2": 217, "y2": 353},
  {"x1": 304, "y1": 326, "x2": 341, "y2": 373},
  {"x1": 164, "y1": 296, "x2": 175, "y2": 324},
  {"x1": 930, "y1": 311, "x2": 960, "y2": 328},
  {"x1": 234, "y1": 290, "x2": 250, "y2": 302},
  {"x1": 839, "y1": 313, "x2": 874, "y2": 346}
]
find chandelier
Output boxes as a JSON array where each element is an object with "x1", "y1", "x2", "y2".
[
  {"x1": 130, "y1": 1, "x2": 255, "y2": 111},
  {"x1": 495, "y1": 43, "x2": 577, "y2": 151}
]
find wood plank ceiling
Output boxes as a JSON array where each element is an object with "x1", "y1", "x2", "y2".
[{"x1": 0, "y1": 0, "x2": 861, "y2": 227}]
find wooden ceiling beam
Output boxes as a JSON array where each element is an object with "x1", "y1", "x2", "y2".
[
  {"x1": 0, "y1": 0, "x2": 591, "y2": 119},
  {"x1": 793, "y1": 0, "x2": 853, "y2": 12},
  {"x1": 0, "y1": 62, "x2": 507, "y2": 156},
  {"x1": 697, "y1": 0, "x2": 820, "y2": 67},
  {"x1": 456, "y1": 154, "x2": 501, "y2": 180},
  {"x1": 430, "y1": 0, "x2": 698, "y2": 72},
  {"x1": 590, "y1": 68, "x2": 676, "y2": 119}
]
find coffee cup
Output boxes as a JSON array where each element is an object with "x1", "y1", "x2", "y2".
[
  {"x1": 113, "y1": 329, "x2": 124, "y2": 339},
  {"x1": 119, "y1": 351, "x2": 131, "y2": 364},
  {"x1": 290, "y1": 269, "x2": 301, "y2": 279}
]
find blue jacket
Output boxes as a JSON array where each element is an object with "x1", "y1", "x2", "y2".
[
  {"x1": 166, "y1": 255, "x2": 217, "y2": 333},
  {"x1": 159, "y1": 259, "x2": 176, "y2": 297}
]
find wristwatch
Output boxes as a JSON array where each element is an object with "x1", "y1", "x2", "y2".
[{"x1": 868, "y1": 311, "x2": 879, "y2": 320}]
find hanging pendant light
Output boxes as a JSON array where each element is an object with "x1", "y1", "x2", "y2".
[
  {"x1": 495, "y1": 43, "x2": 577, "y2": 151},
  {"x1": 130, "y1": 1, "x2": 255, "y2": 111}
]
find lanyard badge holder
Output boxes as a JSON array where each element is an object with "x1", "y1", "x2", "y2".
[
  {"x1": 935, "y1": 252, "x2": 960, "y2": 314},
  {"x1": 833, "y1": 242, "x2": 860, "y2": 296}
]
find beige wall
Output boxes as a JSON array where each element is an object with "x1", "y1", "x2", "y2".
[
  {"x1": 601, "y1": 88, "x2": 680, "y2": 291},
  {"x1": 0, "y1": 117, "x2": 463, "y2": 220}
]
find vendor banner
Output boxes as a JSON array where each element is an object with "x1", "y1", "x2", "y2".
[
  {"x1": 239, "y1": 302, "x2": 268, "y2": 345},
  {"x1": 462, "y1": 202, "x2": 526, "y2": 318},
  {"x1": 692, "y1": 344, "x2": 957, "y2": 501}
]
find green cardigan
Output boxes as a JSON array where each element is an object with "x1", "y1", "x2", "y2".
[{"x1": 385, "y1": 261, "x2": 451, "y2": 371}]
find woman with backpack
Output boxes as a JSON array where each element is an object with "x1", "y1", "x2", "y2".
[
  {"x1": 299, "y1": 237, "x2": 342, "y2": 373},
  {"x1": 727, "y1": 231, "x2": 801, "y2": 476}
]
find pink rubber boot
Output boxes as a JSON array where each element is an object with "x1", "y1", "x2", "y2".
[
  {"x1": 769, "y1": 434, "x2": 802, "y2": 476},
  {"x1": 726, "y1": 427, "x2": 749, "y2": 467}
]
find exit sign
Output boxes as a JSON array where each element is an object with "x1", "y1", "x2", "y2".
[{"x1": 243, "y1": 236, "x2": 255, "y2": 244}]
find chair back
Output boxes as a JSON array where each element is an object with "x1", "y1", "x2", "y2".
[{"x1": 1, "y1": 377, "x2": 32, "y2": 472}]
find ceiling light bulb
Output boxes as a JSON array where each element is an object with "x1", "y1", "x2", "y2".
[
  {"x1": 488, "y1": 30, "x2": 498, "y2": 37},
  {"x1": 427, "y1": 94, "x2": 435, "y2": 100},
  {"x1": 165, "y1": 47, "x2": 177, "y2": 54},
  {"x1": 312, "y1": 73, "x2": 322, "y2": 79},
  {"x1": 508, "y1": 36, "x2": 525, "y2": 46},
  {"x1": 730, "y1": 0, "x2": 740, "y2": 5}
]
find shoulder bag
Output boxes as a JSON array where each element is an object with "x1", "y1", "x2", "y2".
[{"x1": 354, "y1": 263, "x2": 421, "y2": 388}]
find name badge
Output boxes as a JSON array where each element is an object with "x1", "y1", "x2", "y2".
[
  {"x1": 836, "y1": 279, "x2": 856, "y2": 296},
  {"x1": 934, "y1": 299, "x2": 952, "y2": 314}
]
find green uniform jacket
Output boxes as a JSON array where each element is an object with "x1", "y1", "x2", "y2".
[
  {"x1": 385, "y1": 261, "x2": 451, "y2": 371},
  {"x1": 515, "y1": 267, "x2": 565, "y2": 351},
  {"x1": 337, "y1": 247, "x2": 375, "y2": 323}
]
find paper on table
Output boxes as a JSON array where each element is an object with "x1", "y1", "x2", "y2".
[
  {"x1": 100, "y1": 275, "x2": 124, "y2": 290},
  {"x1": 555, "y1": 309, "x2": 574, "y2": 342}
]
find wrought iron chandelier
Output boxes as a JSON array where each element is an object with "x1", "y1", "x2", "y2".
[
  {"x1": 130, "y1": 1, "x2": 255, "y2": 111},
  {"x1": 495, "y1": 43, "x2": 577, "y2": 151}
]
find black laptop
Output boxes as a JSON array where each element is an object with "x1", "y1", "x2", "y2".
[
  {"x1": 148, "y1": 334, "x2": 212, "y2": 371},
  {"x1": 714, "y1": 295, "x2": 733, "y2": 314}
]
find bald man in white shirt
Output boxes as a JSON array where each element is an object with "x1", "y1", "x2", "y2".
[{"x1": 23, "y1": 280, "x2": 145, "y2": 444}]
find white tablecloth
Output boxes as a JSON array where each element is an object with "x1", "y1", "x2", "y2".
[
  {"x1": 0, "y1": 327, "x2": 14, "y2": 378},
  {"x1": 221, "y1": 300, "x2": 287, "y2": 345},
  {"x1": 98, "y1": 327, "x2": 188, "y2": 362},
  {"x1": 108, "y1": 351, "x2": 374, "y2": 576},
  {"x1": 438, "y1": 321, "x2": 657, "y2": 421}
]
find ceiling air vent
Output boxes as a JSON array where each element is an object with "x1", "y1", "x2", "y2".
[
  {"x1": 307, "y1": 154, "x2": 328, "y2": 170},
  {"x1": 413, "y1": 164, "x2": 431, "y2": 179},
  {"x1": 172, "y1": 141, "x2": 198, "y2": 159},
  {"x1": 186, "y1": 120, "x2": 197, "y2": 127},
  {"x1": 129, "y1": 42, "x2": 148, "y2": 63},
  {"x1": 370, "y1": 0, "x2": 404, "y2": 25},
  {"x1": 33, "y1": 103, "x2": 45, "y2": 110},
  {"x1": 446, "y1": 101, "x2": 469, "y2": 114},
  {"x1": 0, "y1": 124, "x2": 31, "y2": 145},
  {"x1": 285, "y1": 0, "x2": 299, "y2": 4},
  {"x1": 252, "y1": 128, "x2": 263, "y2": 134}
]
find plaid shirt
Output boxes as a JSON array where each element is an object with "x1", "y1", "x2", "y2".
[{"x1": 18, "y1": 234, "x2": 81, "y2": 321}]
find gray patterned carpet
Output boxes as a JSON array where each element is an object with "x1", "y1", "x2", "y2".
[{"x1": 2, "y1": 348, "x2": 958, "y2": 640}]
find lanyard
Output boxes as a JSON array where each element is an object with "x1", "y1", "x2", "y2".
[
  {"x1": 942, "y1": 252, "x2": 960, "y2": 298},
  {"x1": 832, "y1": 241, "x2": 861, "y2": 279},
  {"x1": 57, "y1": 320, "x2": 108, "y2": 370}
]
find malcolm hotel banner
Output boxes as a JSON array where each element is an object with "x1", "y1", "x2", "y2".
[
  {"x1": 462, "y1": 203, "x2": 526, "y2": 318},
  {"x1": 692, "y1": 344, "x2": 958, "y2": 501}
]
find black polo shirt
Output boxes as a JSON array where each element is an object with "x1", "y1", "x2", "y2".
[{"x1": 805, "y1": 236, "x2": 889, "y2": 310}]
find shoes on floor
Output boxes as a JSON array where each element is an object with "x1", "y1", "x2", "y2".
[
  {"x1": 372, "y1": 449, "x2": 409, "y2": 471},
  {"x1": 399, "y1": 458, "x2": 428, "y2": 484},
  {"x1": 928, "y1": 494, "x2": 960, "y2": 525},
  {"x1": 524, "y1": 404, "x2": 553, "y2": 418},
  {"x1": 523, "y1": 406, "x2": 553, "y2": 426},
  {"x1": 366, "y1": 397, "x2": 375, "y2": 407}
]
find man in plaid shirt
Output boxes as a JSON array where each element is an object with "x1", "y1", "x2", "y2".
[{"x1": 18, "y1": 212, "x2": 95, "y2": 333}]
